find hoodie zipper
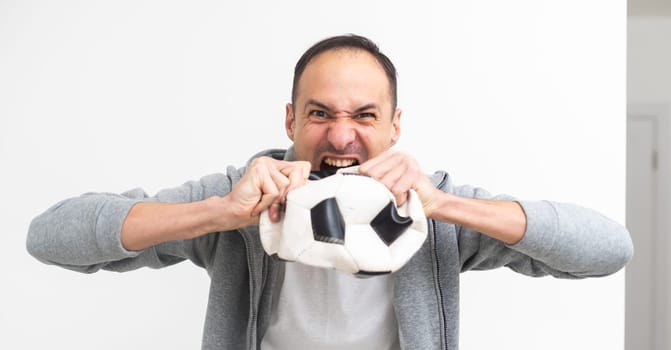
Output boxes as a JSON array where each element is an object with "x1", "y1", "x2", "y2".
[
  {"x1": 433, "y1": 219, "x2": 449, "y2": 350},
  {"x1": 432, "y1": 172, "x2": 449, "y2": 350},
  {"x1": 242, "y1": 230, "x2": 259, "y2": 350}
]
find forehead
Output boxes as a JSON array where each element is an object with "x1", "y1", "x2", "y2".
[{"x1": 296, "y1": 49, "x2": 391, "y2": 109}]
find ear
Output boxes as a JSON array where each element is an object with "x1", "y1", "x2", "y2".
[
  {"x1": 285, "y1": 103, "x2": 295, "y2": 141},
  {"x1": 390, "y1": 108, "x2": 402, "y2": 145}
]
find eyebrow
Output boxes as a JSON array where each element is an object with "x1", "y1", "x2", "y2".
[
  {"x1": 303, "y1": 99, "x2": 380, "y2": 114},
  {"x1": 304, "y1": 99, "x2": 331, "y2": 113}
]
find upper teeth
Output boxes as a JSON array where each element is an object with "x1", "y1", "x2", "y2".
[{"x1": 324, "y1": 158, "x2": 356, "y2": 168}]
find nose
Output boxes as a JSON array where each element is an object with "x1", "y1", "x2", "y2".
[{"x1": 326, "y1": 118, "x2": 356, "y2": 151}]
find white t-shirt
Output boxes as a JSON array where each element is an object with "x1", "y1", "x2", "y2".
[{"x1": 260, "y1": 262, "x2": 400, "y2": 350}]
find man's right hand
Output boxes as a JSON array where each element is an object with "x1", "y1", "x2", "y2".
[
  {"x1": 225, "y1": 157, "x2": 311, "y2": 227},
  {"x1": 121, "y1": 157, "x2": 310, "y2": 251}
]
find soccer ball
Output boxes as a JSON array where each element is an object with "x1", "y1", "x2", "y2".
[{"x1": 259, "y1": 168, "x2": 428, "y2": 276}]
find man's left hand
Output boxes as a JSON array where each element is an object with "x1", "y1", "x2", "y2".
[{"x1": 358, "y1": 150, "x2": 441, "y2": 218}]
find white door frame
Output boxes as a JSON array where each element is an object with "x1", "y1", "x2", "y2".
[{"x1": 626, "y1": 103, "x2": 670, "y2": 350}]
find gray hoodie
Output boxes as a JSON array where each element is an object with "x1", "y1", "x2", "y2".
[{"x1": 26, "y1": 147, "x2": 633, "y2": 350}]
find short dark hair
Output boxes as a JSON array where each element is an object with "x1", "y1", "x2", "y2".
[{"x1": 291, "y1": 34, "x2": 398, "y2": 110}]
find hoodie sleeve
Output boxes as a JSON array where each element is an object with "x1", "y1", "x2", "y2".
[
  {"x1": 507, "y1": 199, "x2": 633, "y2": 277},
  {"x1": 26, "y1": 168, "x2": 243, "y2": 273},
  {"x1": 438, "y1": 173, "x2": 633, "y2": 279}
]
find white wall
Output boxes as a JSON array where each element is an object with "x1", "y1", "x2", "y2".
[{"x1": 0, "y1": 1, "x2": 626, "y2": 349}]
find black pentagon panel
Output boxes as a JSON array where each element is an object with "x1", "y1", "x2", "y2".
[
  {"x1": 310, "y1": 197, "x2": 346, "y2": 245},
  {"x1": 371, "y1": 201, "x2": 413, "y2": 246}
]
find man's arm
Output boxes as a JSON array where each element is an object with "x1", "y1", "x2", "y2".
[
  {"x1": 120, "y1": 198, "x2": 234, "y2": 251},
  {"x1": 360, "y1": 150, "x2": 633, "y2": 277},
  {"x1": 425, "y1": 193, "x2": 526, "y2": 245},
  {"x1": 27, "y1": 157, "x2": 311, "y2": 269}
]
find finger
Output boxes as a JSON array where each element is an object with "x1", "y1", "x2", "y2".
[
  {"x1": 250, "y1": 166, "x2": 282, "y2": 217},
  {"x1": 358, "y1": 150, "x2": 395, "y2": 176},
  {"x1": 390, "y1": 158, "x2": 423, "y2": 193},
  {"x1": 253, "y1": 191, "x2": 280, "y2": 217},
  {"x1": 252, "y1": 159, "x2": 307, "y2": 215},
  {"x1": 392, "y1": 170, "x2": 419, "y2": 200},
  {"x1": 267, "y1": 161, "x2": 310, "y2": 222},
  {"x1": 268, "y1": 200, "x2": 283, "y2": 223},
  {"x1": 394, "y1": 191, "x2": 409, "y2": 207},
  {"x1": 284, "y1": 163, "x2": 310, "y2": 192},
  {"x1": 268, "y1": 167, "x2": 292, "y2": 203},
  {"x1": 276, "y1": 161, "x2": 310, "y2": 198},
  {"x1": 361, "y1": 151, "x2": 406, "y2": 180},
  {"x1": 364, "y1": 152, "x2": 423, "y2": 207},
  {"x1": 380, "y1": 163, "x2": 411, "y2": 206},
  {"x1": 362, "y1": 151, "x2": 407, "y2": 188},
  {"x1": 278, "y1": 161, "x2": 311, "y2": 180}
]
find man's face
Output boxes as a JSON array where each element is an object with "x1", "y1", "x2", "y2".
[{"x1": 286, "y1": 49, "x2": 401, "y2": 172}]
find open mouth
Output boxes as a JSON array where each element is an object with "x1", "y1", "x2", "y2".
[
  {"x1": 311, "y1": 157, "x2": 360, "y2": 179},
  {"x1": 323, "y1": 157, "x2": 358, "y2": 169}
]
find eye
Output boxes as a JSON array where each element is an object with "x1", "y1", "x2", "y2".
[
  {"x1": 355, "y1": 112, "x2": 376, "y2": 120},
  {"x1": 308, "y1": 110, "x2": 328, "y2": 118}
]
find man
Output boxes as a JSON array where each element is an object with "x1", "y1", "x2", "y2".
[{"x1": 27, "y1": 34, "x2": 633, "y2": 350}]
